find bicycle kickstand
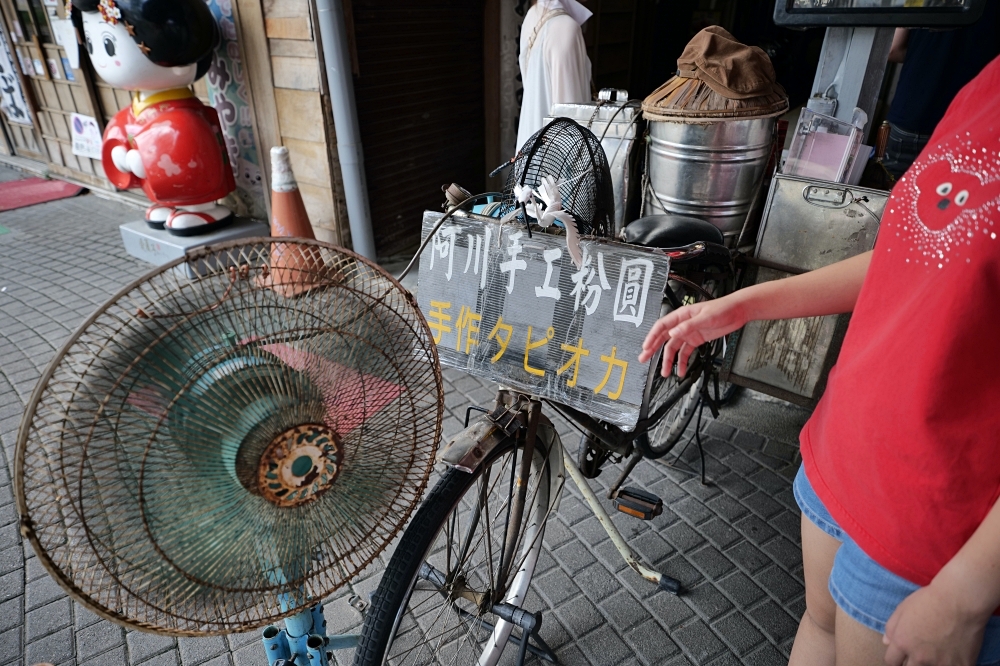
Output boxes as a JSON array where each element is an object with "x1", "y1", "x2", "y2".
[{"x1": 493, "y1": 602, "x2": 558, "y2": 665}]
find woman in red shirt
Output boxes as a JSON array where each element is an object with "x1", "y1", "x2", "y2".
[{"x1": 641, "y1": 56, "x2": 1000, "y2": 666}]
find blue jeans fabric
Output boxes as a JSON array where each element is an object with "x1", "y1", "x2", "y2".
[
  {"x1": 881, "y1": 123, "x2": 932, "y2": 180},
  {"x1": 793, "y1": 466, "x2": 1000, "y2": 665}
]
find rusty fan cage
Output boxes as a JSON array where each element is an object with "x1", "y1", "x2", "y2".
[{"x1": 14, "y1": 238, "x2": 443, "y2": 636}]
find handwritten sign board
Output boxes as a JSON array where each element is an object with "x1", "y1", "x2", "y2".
[
  {"x1": 0, "y1": 29, "x2": 32, "y2": 127},
  {"x1": 417, "y1": 211, "x2": 670, "y2": 430}
]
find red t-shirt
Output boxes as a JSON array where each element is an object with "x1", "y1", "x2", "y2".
[{"x1": 801, "y1": 55, "x2": 1000, "y2": 587}]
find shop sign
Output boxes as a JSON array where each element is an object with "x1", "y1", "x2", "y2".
[
  {"x1": 71, "y1": 113, "x2": 103, "y2": 159},
  {"x1": 0, "y1": 29, "x2": 32, "y2": 127},
  {"x1": 417, "y1": 211, "x2": 669, "y2": 429}
]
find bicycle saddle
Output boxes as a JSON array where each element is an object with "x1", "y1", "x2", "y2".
[{"x1": 622, "y1": 214, "x2": 725, "y2": 248}]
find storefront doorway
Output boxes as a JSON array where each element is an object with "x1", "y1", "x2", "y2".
[{"x1": 348, "y1": 0, "x2": 486, "y2": 260}]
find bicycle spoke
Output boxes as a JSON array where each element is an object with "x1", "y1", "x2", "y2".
[{"x1": 379, "y1": 437, "x2": 552, "y2": 665}]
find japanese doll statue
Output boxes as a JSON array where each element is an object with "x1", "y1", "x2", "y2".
[{"x1": 71, "y1": 0, "x2": 236, "y2": 235}]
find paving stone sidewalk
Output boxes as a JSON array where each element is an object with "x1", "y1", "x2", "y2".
[{"x1": 0, "y1": 165, "x2": 808, "y2": 666}]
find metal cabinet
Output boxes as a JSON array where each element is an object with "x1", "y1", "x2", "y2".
[{"x1": 722, "y1": 174, "x2": 889, "y2": 406}]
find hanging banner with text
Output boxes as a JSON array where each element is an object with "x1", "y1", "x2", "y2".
[
  {"x1": 0, "y1": 28, "x2": 32, "y2": 127},
  {"x1": 417, "y1": 211, "x2": 670, "y2": 430}
]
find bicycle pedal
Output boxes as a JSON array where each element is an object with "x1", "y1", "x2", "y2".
[{"x1": 614, "y1": 487, "x2": 663, "y2": 520}]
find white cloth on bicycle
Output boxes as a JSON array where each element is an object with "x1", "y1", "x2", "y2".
[{"x1": 516, "y1": 0, "x2": 592, "y2": 151}]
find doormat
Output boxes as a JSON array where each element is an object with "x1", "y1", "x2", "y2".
[{"x1": 0, "y1": 177, "x2": 86, "y2": 211}]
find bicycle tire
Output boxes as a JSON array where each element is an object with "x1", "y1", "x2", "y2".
[
  {"x1": 639, "y1": 261, "x2": 737, "y2": 457},
  {"x1": 353, "y1": 425, "x2": 554, "y2": 666},
  {"x1": 641, "y1": 368, "x2": 705, "y2": 458}
]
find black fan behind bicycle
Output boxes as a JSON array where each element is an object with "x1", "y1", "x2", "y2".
[{"x1": 501, "y1": 118, "x2": 615, "y2": 237}]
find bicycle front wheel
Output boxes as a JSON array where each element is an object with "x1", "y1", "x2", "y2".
[{"x1": 353, "y1": 422, "x2": 555, "y2": 666}]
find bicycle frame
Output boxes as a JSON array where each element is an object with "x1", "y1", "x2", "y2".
[{"x1": 438, "y1": 388, "x2": 684, "y2": 597}]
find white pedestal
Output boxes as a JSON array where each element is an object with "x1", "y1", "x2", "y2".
[{"x1": 120, "y1": 218, "x2": 271, "y2": 279}]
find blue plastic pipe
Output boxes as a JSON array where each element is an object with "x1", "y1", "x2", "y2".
[
  {"x1": 327, "y1": 634, "x2": 361, "y2": 650},
  {"x1": 284, "y1": 608, "x2": 315, "y2": 639},
  {"x1": 284, "y1": 607, "x2": 315, "y2": 661},
  {"x1": 261, "y1": 625, "x2": 290, "y2": 666},
  {"x1": 261, "y1": 602, "x2": 357, "y2": 665},
  {"x1": 306, "y1": 634, "x2": 329, "y2": 666},
  {"x1": 286, "y1": 632, "x2": 310, "y2": 661},
  {"x1": 310, "y1": 603, "x2": 327, "y2": 639}
]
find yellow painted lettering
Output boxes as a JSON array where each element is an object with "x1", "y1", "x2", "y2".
[
  {"x1": 487, "y1": 316, "x2": 513, "y2": 363},
  {"x1": 427, "y1": 301, "x2": 452, "y2": 344},
  {"x1": 464, "y1": 311, "x2": 481, "y2": 353},
  {"x1": 523, "y1": 325, "x2": 554, "y2": 377},
  {"x1": 594, "y1": 346, "x2": 628, "y2": 400},
  {"x1": 556, "y1": 337, "x2": 590, "y2": 388},
  {"x1": 454, "y1": 305, "x2": 468, "y2": 352}
]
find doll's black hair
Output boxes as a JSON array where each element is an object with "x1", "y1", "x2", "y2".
[{"x1": 71, "y1": 0, "x2": 219, "y2": 81}]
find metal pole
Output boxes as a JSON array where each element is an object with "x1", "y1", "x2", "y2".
[
  {"x1": 315, "y1": 0, "x2": 377, "y2": 260},
  {"x1": 809, "y1": 27, "x2": 894, "y2": 144},
  {"x1": 498, "y1": 400, "x2": 541, "y2": 591}
]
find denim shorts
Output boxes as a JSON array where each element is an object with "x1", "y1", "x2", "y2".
[
  {"x1": 881, "y1": 123, "x2": 932, "y2": 179},
  {"x1": 793, "y1": 466, "x2": 1000, "y2": 666}
]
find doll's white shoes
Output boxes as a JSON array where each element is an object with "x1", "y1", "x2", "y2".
[
  {"x1": 165, "y1": 203, "x2": 234, "y2": 237},
  {"x1": 144, "y1": 204, "x2": 173, "y2": 229}
]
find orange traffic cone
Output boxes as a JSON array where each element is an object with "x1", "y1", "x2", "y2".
[{"x1": 258, "y1": 146, "x2": 323, "y2": 297}]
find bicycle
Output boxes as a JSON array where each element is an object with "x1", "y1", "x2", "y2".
[{"x1": 352, "y1": 212, "x2": 748, "y2": 666}]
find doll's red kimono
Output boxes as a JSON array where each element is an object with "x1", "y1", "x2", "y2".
[{"x1": 101, "y1": 88, "x2": 235, "y2": 208}]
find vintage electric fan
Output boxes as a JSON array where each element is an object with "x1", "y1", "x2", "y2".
[
  {"x1": 14, "y1": 239, "x2": 442, "y2": 640},
  {"x1": 498, "y1": 117, "x2": 615, "y2": 239}
]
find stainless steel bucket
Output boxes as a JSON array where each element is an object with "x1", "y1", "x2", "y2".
[{"x1": 643, "y1": 117, "x2": 775, "y2": 244}]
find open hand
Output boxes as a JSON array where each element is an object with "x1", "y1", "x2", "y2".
[
  {"x1": 638, "y1": 295, "x2": 749, "y2": 378},
  {"x1": 883, "y1": 582, "x2": 988, "y2": 666}
]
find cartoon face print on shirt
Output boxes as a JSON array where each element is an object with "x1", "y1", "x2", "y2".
[
  {"x1": 914, "y1": 159, "x2": 1000, "y2": 231},
  {"x1": 892, "y1": 135, "x2": 1000, "y2": 269}
]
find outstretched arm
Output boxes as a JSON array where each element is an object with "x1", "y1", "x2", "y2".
[{"x1": 639, "y1": 251, "x2": 873, "y2": 377}]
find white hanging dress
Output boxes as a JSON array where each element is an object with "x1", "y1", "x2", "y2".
[{"x1": 516, "y1": 0, "x2": 593, "y2": 151}]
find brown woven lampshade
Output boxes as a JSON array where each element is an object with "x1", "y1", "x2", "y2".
[{"x1": 643, "y1": 26, "x2": 789, "y2": 121}]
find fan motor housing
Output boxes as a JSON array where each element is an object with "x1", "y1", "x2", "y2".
[{"x1": 257, "y1": 423, "x2": 344, "y2": 507}]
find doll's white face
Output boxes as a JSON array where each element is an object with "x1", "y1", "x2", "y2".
[{"x1": 82, "y1": 11, "x2": 197, "y2": 91}]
